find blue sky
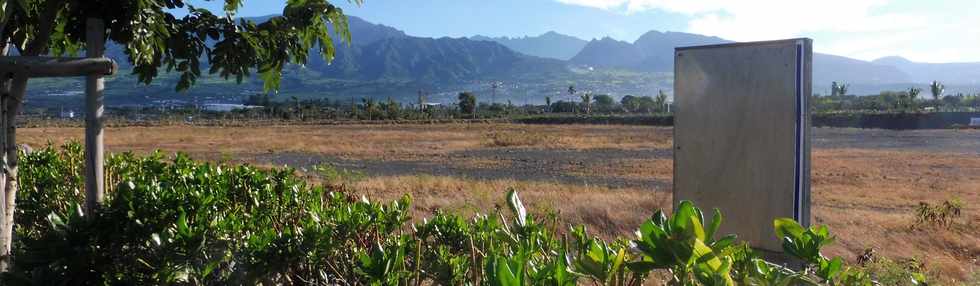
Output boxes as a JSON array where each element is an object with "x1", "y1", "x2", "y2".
[{"x1": 187, "y1": 0, "x2": 980, "y2": 63}]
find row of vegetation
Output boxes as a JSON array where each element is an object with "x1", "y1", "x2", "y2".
[
  {"x1": 34, "y1": 86, "x2": 980, "y2": 125},
  {"x1": 816, "y1": 81, "x2": 980, "y2": 113},
  {"x1": 240, "y1": 87, "x2": 671, "y2": 122},
  {"x1": 2, "y1": 143, "x2": 931, "y2": 285}
]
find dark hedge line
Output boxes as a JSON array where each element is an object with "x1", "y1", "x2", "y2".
[
  {"x1": 514, "y1": 112, "x2": 980, "y2": 130},
  {"x1": 811, "y1": 112, "x2": 980, "y2": 130},
  {"x1": 513, "y1": 114, "x2": 674, "y2": 126}
]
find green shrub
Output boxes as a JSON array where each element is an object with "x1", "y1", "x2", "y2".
[
  {"x1": 484, "y1": 130, "x2": 551, "y2": 147},
  {"x1": 862, "y1": 257, "x2": 933, "y2": 286},
  {"x1": 913, "y1": 199, "x2": 963, "y2": 229},
  {"x1": 312, "y1": 163, "x2": 366, "y2": 185},
  {"x1": 2, "y1": 142, "x2": 918, "y2": 285}
]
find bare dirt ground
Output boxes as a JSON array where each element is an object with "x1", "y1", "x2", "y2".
[{"x1": 19, "y1": 124, "x2": 980, "y2": 283}]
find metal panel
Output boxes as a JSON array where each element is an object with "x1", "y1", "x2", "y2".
[{"x1": 673, "y1": 39, "x2": 811, "y2": 252}]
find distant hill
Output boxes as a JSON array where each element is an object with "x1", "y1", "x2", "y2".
[
  {"x1": 633, "y1": 31, "x2": 732, "y2": 72},
  {"x1": 873, "y1": 56, "x2": 980, "y2": 84},
  {"x1": 97, "y1": 16, "x2": 971, "y2": 88},
  {"x1": 471, "y1": 31, "x2": 588, "y2": 60},
  {"x1": 568, "y1": 31, "x2": 911, "y2": 84},
  {"x1": 30, "y1": 14, "x2": 980, "y2": 110},
  {"x1": 569, "y1": 37, "x2": 644, "y2": 69},
  {"x1": 313, "y1": 36, "x2": 567, "y2": 82},
  {"x1": 345, "y1": 16, "x2": 408, "y2": 45},
  {"x1": 102, "y1": 15, "x2": 405, "y2": 68},
  {"x1": 570, "y1": 31, "x2": 728, "y2": 71},
  {"x1": 816, "y1": 54, "x2": 909, "y2": 85},
  {"x1": 100, "y1": 15, "x2": 563, "y2": 84}
]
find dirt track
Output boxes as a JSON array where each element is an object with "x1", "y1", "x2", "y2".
[
  {"x1": 813, "y1": 127, "x2": 980, "y2": 154},
  {"x1": 244, "y1": 127, "x2": 980, "y2": 191}
]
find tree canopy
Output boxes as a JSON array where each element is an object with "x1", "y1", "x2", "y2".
[
  {"x1": 0, "y1": 0, "x2": 360, "y2": 92},
  {"x1": 457, "y1": 91, "x2": 476, "y2": 114}
]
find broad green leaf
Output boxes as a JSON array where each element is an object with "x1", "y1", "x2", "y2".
[
  {"x1": 507, "y1": 189, "x2": 527, "y2": 227},
  {"x1": 773, "y1": 218, "x2": 805, "y2": 240},
  {"x1": 495, "y1": 256, "x2": 521, "y2": 286},
  {"x1": 706, "y1": 208, "x2": 722, "y2": 241},
  {"x1": 672, "y1": 201, "x2": 699, "y2": 239},
  {"x1": 692, "y1": 238, "x2": 722, "y2": 270}
]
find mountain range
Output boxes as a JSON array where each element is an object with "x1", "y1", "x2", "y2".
[
  {"x1": 465, "y1": 25, "x2": 980, "y2": 89},
  {"x1": 470, "y1": 32, "x2": 588, "y2": 61},
  {"x1": 329, "y1": 16, "x2": 980, "y2": 87},
  {"x1": 28, "y1": 15, "x2": 980, "y2": 109},
  {"x1": 100, "y1": 14, "x2": 980, "y2": 87}
]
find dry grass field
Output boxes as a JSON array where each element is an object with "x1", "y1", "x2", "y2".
[{"x1": 19, "y1": 123, "x2": 980, "y2": 283}]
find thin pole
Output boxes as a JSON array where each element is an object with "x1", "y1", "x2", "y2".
[{"x1": 84, "y1": 18, "x2": 105, "y2": 214}]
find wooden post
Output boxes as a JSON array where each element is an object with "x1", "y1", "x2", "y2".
[{"x1": 84, "y1": 18, "x2": 105, "y2": 213}]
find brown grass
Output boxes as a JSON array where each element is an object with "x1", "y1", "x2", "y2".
[
  {"x1": 811, "y1": 148, "x2": 980, "y2": 281},
  {"x1": 20, "y1": 124, "x2": 671, "y2": 160},
  {"x1": 17, "y1": 123, "x2": 980, "y2": 283},
  {"x1": 349, "y1": 175, "x2": 669, "y2": 238},
  {"x1": 567, "y1": 158, "x2": 674, "y2": 181}
]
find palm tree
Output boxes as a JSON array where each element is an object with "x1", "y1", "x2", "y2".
[
  {"x1": 905, "y1": 87, "x2": 921, "y2": 110},
  {"x1": 491, "y1": 81, "x2": 501, "y2": 105},
  {"x1": 580, "y1": 92, "x2": 593, "y2": 114},
  {"x1": 655, "y1": 90, "x2": 668, "y2": 112},
  {"x1": 929, "y1": 81, "x2": 945, "y2": 101},
  {"x1": 831, "y1": 81, "x2": 849, "y2": 97}
]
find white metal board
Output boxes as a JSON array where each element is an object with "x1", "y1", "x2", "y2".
[{"x1": 673, "y1": 38, "x2": 812, "y2": 252}]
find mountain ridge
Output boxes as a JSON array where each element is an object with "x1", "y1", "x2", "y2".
[
  {"x1": 46, "y1": 14, "x2": 980, "y2": 108},
  {"x1": 469, "y1": 31, "x2": 588, "y2": 60},
  {"x1": 871, "y1": 56, "x2": 980, "y2": 84}
]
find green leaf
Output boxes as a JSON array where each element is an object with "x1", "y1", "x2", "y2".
[
  {"x1": 911, "y1": 272, "x2": 928, "y2": 285},
  {"x1": 495, "y1": 256, "x2": 521, "y2": 286},
  {"x1": 692, "y1": 238, "x2": 722, "y2": 270},
  {"x1": 46, "y1": 212, "x2": 65, "y2": 229},
  {"x1": 507, "y1": 189, "x2": 527, "y2": 227},
  {"x1": 706, "y1": 208, "x2": 722, "y2": 241},
  {"x1": 672, "y1": 201, "x2": 701, "y2": 239},
  {"x1": 176, "y1": 209, "x2": 190, "y2": 236},
  {"x1": 712, "y1": 234, "x2": 737, "y2": 251},
  {"x1": 773, "y1": 218, "x2": 805, "y2": 240}
]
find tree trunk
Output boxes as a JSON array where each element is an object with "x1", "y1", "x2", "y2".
[
  {"x1": 0, "y1": 2, "x2": 12, "y2": 273},
  {"x1": 0, "y1": 0, "x2": 62, "y2": 271},
  {"x1": 0, "y1": 75, "x2": 8, "y2": 273},
  {"x1": 0, "y1": 74, "x2": 24, "y2": 272}
]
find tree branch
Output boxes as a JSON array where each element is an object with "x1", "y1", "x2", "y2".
[
  {"x1": 0, "y1": 56, "x2": 116, "y2": 78},
  {"x1": 22, "y1": 0, "x2": 65, "y2": 55}
]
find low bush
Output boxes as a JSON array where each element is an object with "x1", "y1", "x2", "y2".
[
  {"x1": 862, "y1": 257, "x2": 933, "y2": 286},
  {"x1": 484, "y1": 130, "x2": 553, "y2": 147},
  {"x1": 913, "y1": 199, "x2": 963, "y2": 229},
  {"x1": 3, "y1": 143, "x2": 926, "y2": 285},
  {"x1": 312, "y1": 163, "x2": 367, "y2": 186}
]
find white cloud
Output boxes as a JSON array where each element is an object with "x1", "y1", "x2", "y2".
[
  {"x1": 555, "y1": 0, "x2": 631, "y2": 10},
  {"x1": 554, "y1": 0, "x2": 980, "y2": 62},
  {"x1": 559, "y1": 0, "x2": 915, "y2": 40}
]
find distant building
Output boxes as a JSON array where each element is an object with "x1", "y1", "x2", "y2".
[
  {"x1": 59, "y1": 110, "x2": 75, "y2": 119},
  {"x1": 201, "y1": 104, "x2": 262, "y2": 112}
]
